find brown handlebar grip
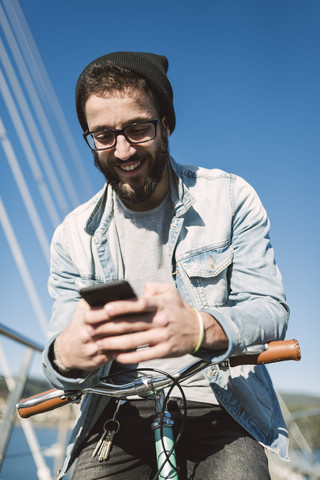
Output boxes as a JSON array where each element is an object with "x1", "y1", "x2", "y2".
[
  {"x1": 229, "y1": 339, "x2": 301, "y2": 367},
  {"x1": 17, "y1": 388, "x2": 72, "y2": 418}
]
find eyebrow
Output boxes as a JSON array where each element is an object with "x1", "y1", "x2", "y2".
[{"x1": 89, "y1": 116, "x2": 156, "y2": 132}]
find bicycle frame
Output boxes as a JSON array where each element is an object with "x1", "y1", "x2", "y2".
[{"x1": 17, "y1": 340, "x2": 301, "y2": 479}]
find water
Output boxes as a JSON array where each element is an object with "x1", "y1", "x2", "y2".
[
  {"x1": 289, "y1": 449, "x2": 320, "y2": 479},
  {"x1": 0, "y1": 425, "x2": 69, "y2": 480}
]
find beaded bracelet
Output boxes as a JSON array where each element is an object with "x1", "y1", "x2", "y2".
[{"x1": 191, "y1": 309, "x2": 205, "y2": 354}]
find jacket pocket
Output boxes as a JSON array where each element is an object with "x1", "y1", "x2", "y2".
[{"x1": 177, "y1": 244, "x2": 233, "y2": 308}]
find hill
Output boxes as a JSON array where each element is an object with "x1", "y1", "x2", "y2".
[
  {"x1": 280, "y1": 392, "x2": 320, "y2": 410},
  {"x1": 279, "y1": 392, "x2": 320, "y2": 450}
]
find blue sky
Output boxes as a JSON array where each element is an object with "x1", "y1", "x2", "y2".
[{"x1": 0, "y1": 0, "x2": 319, "y2": 396}]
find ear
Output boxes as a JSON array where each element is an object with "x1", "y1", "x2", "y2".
[{"x1": 161, "y1": 117, "x2": 171, "y2": 138}]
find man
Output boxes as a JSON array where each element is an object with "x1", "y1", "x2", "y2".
[{"x1": 43, "y1": 52, "x2": 289, "y2": 479}]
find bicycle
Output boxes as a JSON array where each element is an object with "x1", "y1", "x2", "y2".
[{"x1": 17, "y1": 339, "x2": 301, "y2": 480}]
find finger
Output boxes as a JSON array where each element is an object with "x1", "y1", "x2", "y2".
[
  {"x1": 84, "y1": 304, "x2": 145, "y2": 325},
  {"x1": 84, "y1": 307, "x2": 111, "y2": 325},
  {"x1": 90, "y1": 313, "x2": 154, "y2": 339},
  {"x1": 86, "y1": 338, "x2": 118, "y2": 365},
  {"x1": 95, "y1": 328, "x2": 164, "y2": 353},
  {"x1": 104, "y1": 297, "x2": 155, "y2": 317},
  {"x1": 82, "y1": 350, "x2": 115, "y2": 369},
  {"x1": 113, "y1": 343, "x2": 171, "y2": 364}
]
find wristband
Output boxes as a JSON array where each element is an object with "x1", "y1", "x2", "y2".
[
  {"x1": 191, "y1": 309, "x2": 205, "y2": 354},
  {"x1": 53, "y1": 341, "x2": 73, "y2": 373},
  {"x1": 53, "y1": 341, "x2": 83, "y2": 377}
]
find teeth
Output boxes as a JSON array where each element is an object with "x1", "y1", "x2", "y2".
[{"x1": 120, "y1": 161, "x2": 141, "y2": 172}]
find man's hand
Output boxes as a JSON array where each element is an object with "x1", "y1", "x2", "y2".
[
  {"x1": 53, "y1": 299, "x2": 115, "y2": 371},
  {"x1": 54, "y1": 282, "x2": 228, "y2": 370}
]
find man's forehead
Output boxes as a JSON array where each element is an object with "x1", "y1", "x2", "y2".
[{"x1": 85, "y1": 90, "x2": 158, "y2": 130}]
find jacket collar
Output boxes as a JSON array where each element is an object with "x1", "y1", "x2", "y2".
[{"x1": 84, "y1": 156, "x2": 195, "y2": 236}]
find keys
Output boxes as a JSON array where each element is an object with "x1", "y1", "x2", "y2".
[
  {"x1": 92, "y1": 426, "x2": 107, "y2": 459},
  {"x1": 92, "y1": 400, "x2": 122, "y2": 462},
  {"x1": 96, "y1": 418, "x2": 120, "y2": 461}
]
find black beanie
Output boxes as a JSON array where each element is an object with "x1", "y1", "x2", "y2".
[{"x1": 75, "y1": 51, "x2": 175, "y2": 134}]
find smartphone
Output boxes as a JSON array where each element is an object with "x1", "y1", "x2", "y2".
[{"x1": 79, "y1": 280, "x2": 136, "y2": 308}]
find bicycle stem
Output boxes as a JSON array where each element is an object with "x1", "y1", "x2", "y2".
[{"x1": 152, "y1": 390, "x2": 178, "y2": 480}]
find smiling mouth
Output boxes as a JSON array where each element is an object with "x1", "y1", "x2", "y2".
[{"x1": 118, "y1": 160, "x2": 142, "y2": 172}]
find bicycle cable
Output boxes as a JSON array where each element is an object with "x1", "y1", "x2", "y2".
[{"x1": 100, "y1": 366, "x2": 188, "y2": 479}]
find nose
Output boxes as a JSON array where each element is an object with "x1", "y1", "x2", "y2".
[{"x1": 113, "y1": 134, "x2": 136, "y2": 161}]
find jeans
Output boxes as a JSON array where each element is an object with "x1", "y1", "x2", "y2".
[{"x1": 72, "y1": 399, "x2": 271, "y2": 480}]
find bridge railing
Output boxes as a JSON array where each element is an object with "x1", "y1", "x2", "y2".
[{"x1": 0, "y1": 322, "x2": 73, "y2": 480}]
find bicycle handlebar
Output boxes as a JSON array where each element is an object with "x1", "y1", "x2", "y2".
[
  {"x1": 17, "y1": 339, "x2": 301, "y2": 419},
  {"x1": 229, "y1": 338, "x2": 301, "y2": 366}
]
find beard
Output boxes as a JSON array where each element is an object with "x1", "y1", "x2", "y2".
[{"x1": 92, "y1": 125, "x2": 170, "y2": 207}]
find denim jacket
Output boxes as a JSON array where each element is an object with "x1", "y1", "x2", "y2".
[{"x1": 43, "y1": 158, "x2": 290, "y2": 477}]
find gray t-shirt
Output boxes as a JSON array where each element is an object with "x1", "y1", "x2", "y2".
[
  {"x1": 109, "y1": 192, "x2": 218, "y2": 404},
  {"x1": 111, "y1": 192, "x2": 174, "y2": 296}
]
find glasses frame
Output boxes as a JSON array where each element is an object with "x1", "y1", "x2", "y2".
[{"x1": 83, "y1": 118, "x2": 161, "y2": 151}]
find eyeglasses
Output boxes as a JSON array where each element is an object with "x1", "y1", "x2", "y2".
[{"x1": 83, "y1": 118, "x2": 160, "y2": 151}]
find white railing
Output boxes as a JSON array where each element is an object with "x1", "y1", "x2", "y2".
[{"x1": 0, "y1": 323, "x2": 73, "y2": 480}]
